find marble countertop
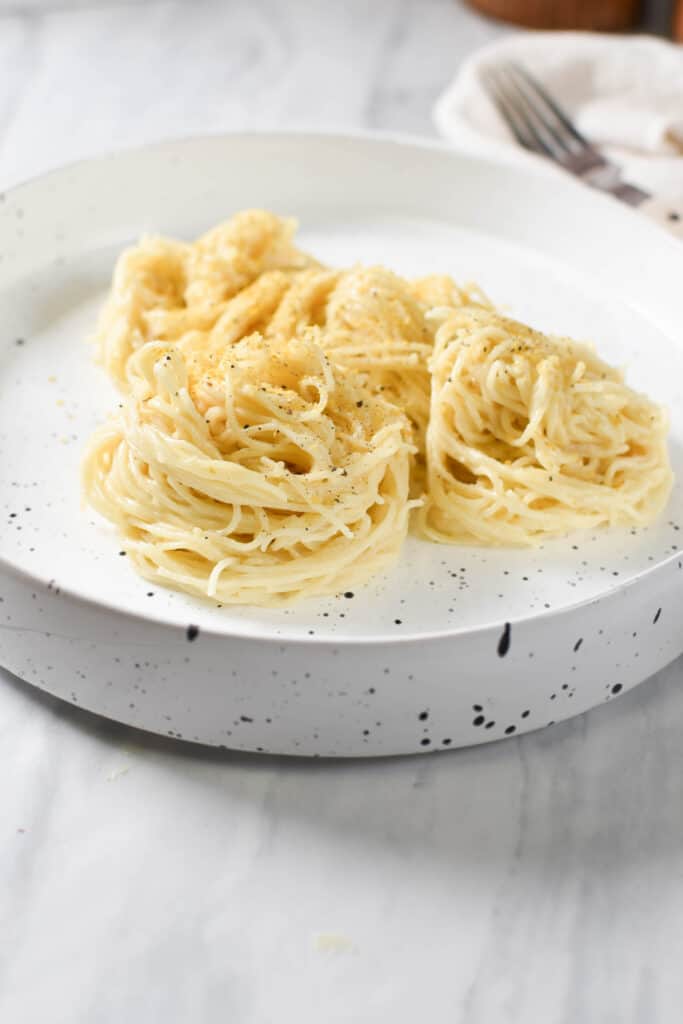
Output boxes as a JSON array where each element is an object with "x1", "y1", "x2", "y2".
[{"x1": 2, "y1": 2, "x2": 682, "y2": 1021}]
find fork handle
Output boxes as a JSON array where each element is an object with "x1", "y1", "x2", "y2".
[
  {"x1": 636, "y1": 196, "x2": 683, "y2": 240},
  {"x1": 606, "y1": 182, "x2": 683, "y2": 240}
]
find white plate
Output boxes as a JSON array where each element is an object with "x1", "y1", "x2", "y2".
[{"x1": 1, "y1": 133, "x2": 682, "y2": 755}]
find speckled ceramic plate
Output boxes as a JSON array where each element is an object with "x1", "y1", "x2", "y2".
[{"x1": 1, "y1": 133, "x2": 682, "y2": 755}]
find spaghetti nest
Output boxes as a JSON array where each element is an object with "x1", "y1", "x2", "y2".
[
  {"x1": 418, "y1": 307, "x2": 673, "y2": 545},
  {"x1": 83, "y1": 329, "x2": 415, "y2": 605},
  {"x1": 96, "y1": 209, "x2": 316, "y2": 388}
]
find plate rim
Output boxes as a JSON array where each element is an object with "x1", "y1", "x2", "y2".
[{"x1": 0, "y1": 538, "x2": 676, "y2": 647}]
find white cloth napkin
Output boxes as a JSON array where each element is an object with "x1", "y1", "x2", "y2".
[{"x1": 434, "y1": 32, "x2": 683, "y2": 201}]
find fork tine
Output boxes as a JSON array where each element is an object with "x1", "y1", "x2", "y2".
[
  {"x1": 498, "y1": 66, "x2": 574, "y2": 156},
  {"x1": 484, "y1": 69, "x2": 559, "y2": 158},
  {"x1": 482, "y1": 72, "x2": 537, "y2": 151},
  {"x1": 505, "y1": 62, "x2": 592, "y2": 150}
]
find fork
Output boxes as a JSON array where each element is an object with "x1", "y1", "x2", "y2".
[{"x1": 483, "y1": 62, "x2": 683, "y2": 240}]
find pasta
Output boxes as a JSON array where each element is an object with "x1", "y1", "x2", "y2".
[
  {"x1": 84, "y1": 209, "x2": 673, "y2": 606},
  {"x1": 83, "y1": 330, "x2": 415, "y2": 605},
  {"x1": 96, "y1": 209, "x2": 316, "y2": 388},
  {"x1": 418, "y1": 307, "x2": 672, "y2": 545}
]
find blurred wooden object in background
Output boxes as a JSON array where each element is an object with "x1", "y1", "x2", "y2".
[
  {"x1": 674, "y1": 0, "x2": 683, "y2": 39},
  {"x1": 465, "y1": 0, "x2": 642, "y2": 30}
]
